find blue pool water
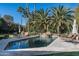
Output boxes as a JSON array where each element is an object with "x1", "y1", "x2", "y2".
[
  {"x1": 5, "y1": 37, "x2": 54, "y2": 50},
  {"x1": 5, "y1": 40, "x2": 29, "y2": 50}
]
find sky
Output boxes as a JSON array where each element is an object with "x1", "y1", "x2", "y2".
[{"x1": 0, "y1": 3, "x2": 78, "y2": 25}]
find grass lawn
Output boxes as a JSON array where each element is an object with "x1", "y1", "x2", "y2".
[
  {"x1": 0, "y1": 34, "x2": 6, "y2": 39},
  {"x1": 0, "y1": 34, "x2": 9, "y2": 39},
  {"x1": 0, "y1": 35, "x2": 5, "y2": 37}
]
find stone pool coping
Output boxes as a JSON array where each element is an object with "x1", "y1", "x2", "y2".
[{"x1": 0, "y1": 35, "x2": 39, "y2": 51}]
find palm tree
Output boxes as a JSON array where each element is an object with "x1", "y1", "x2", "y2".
[
  {"x1": 17, "y1": 6, "x2": 24, "y2": 34},
  {"x1": 17, "y1": 4, "x2": 30, "y2": 33},
  {"x1": 17, "y1": 4, "x2": 38, "y2": 34},
  {"x1": 51, "y1": 5, "x2": 74, "y2": 34},
  {"x1": 35, "y1": 8, "x2": 51, "y2": 33}
]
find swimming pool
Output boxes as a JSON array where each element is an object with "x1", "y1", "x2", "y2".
[{"x1": 5, "y1": 36, "x2": 54, "y2": 50}]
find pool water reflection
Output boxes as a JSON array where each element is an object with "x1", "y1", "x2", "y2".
[{"x1": 5, "y1": 37, "x2": 54, "y2": 50}]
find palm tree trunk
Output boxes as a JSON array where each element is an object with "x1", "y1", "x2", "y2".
[
  {"x1": 44, "y1": 24, "x2": 46, "y2": 32},
  {"x1": 26, "y1": 3, "x2": 30, "y2": 33},
  {"x1": 46, "y1": 25, "x2": 49, "y2": 32},
  {"x1": 57, "y1": 26, "x2": 60, "y2": 34},
  {"x1": 28, "y1": 22, "x2": 29, "y2": 33},
  {"x1": 57, "y1": 21, "x2": 61, "y2": 34},
  {"x1": 20, "y1": 16, "x2": 22, "y2": 32},
  {"x1": 34, "y1": 3, "x2": 36, "y2": 33}
]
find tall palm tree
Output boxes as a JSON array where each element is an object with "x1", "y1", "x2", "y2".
[
  {"x1": 17, "y1": 4, "x2": 38, "y2": 34},
  {"x1": 17, "y1": 4, "x2": 30, "y2": 32},
  {"x1": 28, "y1": 4, "x2": 41, "y2": 34},
  {"x1": 17, "y1": 6, "x2": 24, "y2": 33},
  {"x1": 35, "y1": 8, "x2": 51, "y2": 33},
  {"x1": 51, "y1": 5, "x2": 74, "y2": 34}
]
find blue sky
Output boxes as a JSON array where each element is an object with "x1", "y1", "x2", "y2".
[{"x1": 0, "y1": 3, "x2": 78, "y2": 25}]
